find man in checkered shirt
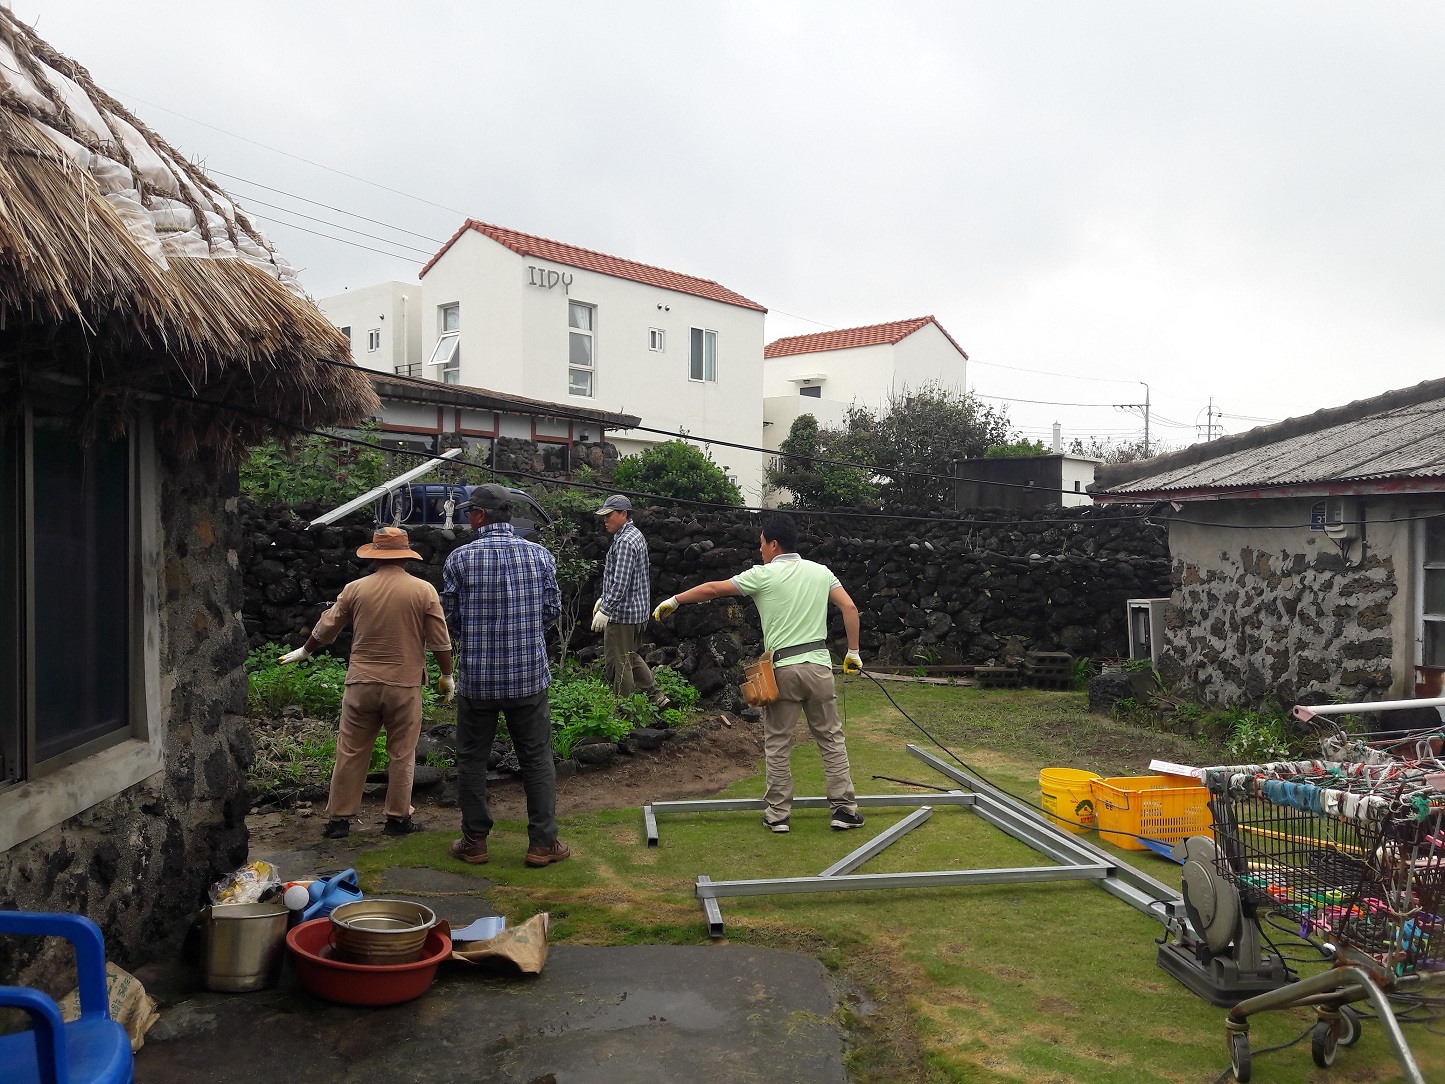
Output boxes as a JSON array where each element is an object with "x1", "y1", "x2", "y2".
[
  {"x1": 442, "y1": 484, "x2": 569, "y2": 868},
  {"x1": 591, "y1": 494, "x2": 668, "y2": 706}
]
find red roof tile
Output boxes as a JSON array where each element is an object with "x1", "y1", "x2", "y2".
[
  {"x1": 420, "y1": 220, "x2": 766, "y2": 312},
  {"x1": 764, "y1": 316, "x2": 968, "y2": 360}
]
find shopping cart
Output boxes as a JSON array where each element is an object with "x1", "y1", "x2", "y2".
[{"x1": 1203, "y1": 748, "x2": 1445, "y2": 1082}]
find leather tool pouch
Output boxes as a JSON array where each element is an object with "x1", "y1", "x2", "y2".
[{"x1": 741, "y1": 651, "x2": 779, "y2": 707}]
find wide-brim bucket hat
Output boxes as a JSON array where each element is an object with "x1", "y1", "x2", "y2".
[{"x1": 356, "y1": 526, "x2": 423, "y2": 560}]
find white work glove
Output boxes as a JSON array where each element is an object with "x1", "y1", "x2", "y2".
[
  {"x1": 593, "y1": 598, "x2": 601, "y2": 616},
  {"x1": 652, "y1": 596, "x2": 679, "y2": 622},
  {"x1": 842, "y1": 650, "x2": 863, "y2": 676},
  {"x1": 278, "y1": 646, "x2": 311, "y2": 665},
  {"x1": 591, "y1": 609, "x2": 610, "y2": 633},
  {"x1": 437, "y1": 673, "x2": 456, "y2": 703}
]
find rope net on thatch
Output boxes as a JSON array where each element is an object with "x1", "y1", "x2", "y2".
[{"x1": 0, "y1": 9, "x2": 377, "y2": 462}]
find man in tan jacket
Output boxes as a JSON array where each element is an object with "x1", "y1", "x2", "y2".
[{"x1": 280, "y1": 526, "x2": 454, "y2": 839}]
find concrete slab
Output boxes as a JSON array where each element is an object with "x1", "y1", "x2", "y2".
[
  {"x1": 135, "y1": 945, "x2": 844, "y2": 1084},
  {"x1": 379, "y1": 867, "x2": 494, "y2": 895}
]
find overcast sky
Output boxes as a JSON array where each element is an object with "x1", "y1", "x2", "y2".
[{"x1": 24, "y1": 1, "x2": 1445, "y2": 447}]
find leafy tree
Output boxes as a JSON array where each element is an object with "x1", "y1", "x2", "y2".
[
  {"x1": 239, "y1": 424, "x2": 386, "y2": 504},
  {"x1": 765, "y1": 413, "x2": 878, "y2": 509},
  {"x1": 985, "y1": 438, "x2": 1049, "y2": 458},
  {"x1": 1067, "y1": 436, "x2": 1175, "y2": 464},
  {"x1": 611, "y1": 439, "x2": 742, "y2": 507},
  {"x1": 845, "y1": 382, "x2": 1013, "y2": 505}
]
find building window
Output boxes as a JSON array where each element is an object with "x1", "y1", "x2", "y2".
[
  {"x1": 690, "y1": 327, "x2": 717, "y2": 382},
  {"x1": 1074, "y1": 481, "x2": 1081, "y2": 492},
  {"x1": 1422, "y1": 518, "x2": 1445, "y2": 668},
  {"x1": 2, "y1": 407, "x2": 135, "y2": 787},
  {"x1": 800, "y1": 385, "x2": 821, "y2": 398},
  {"x1": 427, "y1": 304, "x2": 461, "y2": 384},
  {"x1": 440, "y1": 303, "x2": 459, "y2": 333},
  {"x1": 569, "y1": 301, "x2": 595, "y2": 398},
  {"x1": 367, "y1": 329, "x2": 381, "y2": 352},
  {"x1": 649, "y1": 328, "x2": 665, "y2": 352},
  {"x1": 338, "y1": 325, "x2": 351, "y2": 341}
]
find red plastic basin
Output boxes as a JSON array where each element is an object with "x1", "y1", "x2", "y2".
[{"x1": 286, "y1": 916, "x2": 451, "y2": 1006}]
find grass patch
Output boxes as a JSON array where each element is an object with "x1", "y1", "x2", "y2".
[{"x1": 355, "y1": 681, "x2": 1444, "y2": 1082}]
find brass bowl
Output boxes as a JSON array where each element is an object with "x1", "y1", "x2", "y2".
[{"x1": 328, "y1": 899, "x2": 438, "y2": 965}]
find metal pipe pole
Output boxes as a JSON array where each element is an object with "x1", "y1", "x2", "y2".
[{"x1": 307, "y1": 446, "x2": 464, "y2": 528}]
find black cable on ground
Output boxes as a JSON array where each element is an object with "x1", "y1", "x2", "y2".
[
  {"x1": 856, "y1": 669, "x2": 1168, "y2": 845},
  {"x1": 869, "y1": 774, "x2": 956, "y2": 794}
]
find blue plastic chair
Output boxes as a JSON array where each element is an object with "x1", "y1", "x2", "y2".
[{"x1": 0, "y1": 911, "x2": 134, "y2": 1084}]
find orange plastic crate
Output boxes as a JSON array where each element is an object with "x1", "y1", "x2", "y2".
[{"x1": 1089, "y1": 774, "x2": 1212, "y2": 850}]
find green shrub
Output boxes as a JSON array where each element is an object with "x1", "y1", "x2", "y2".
[
  {"x1": 611, "y1": 440, "x2": 742, "y2": 507},
  {"x1": 1222, "y1": 707, "x2": 1293, "y2": 762},
  {"x1": 545, "y1": 664, "x2": 700, "y2": 756},
  {"x1": 246, "y1": 644, "x2": 350, "y2": 717}
]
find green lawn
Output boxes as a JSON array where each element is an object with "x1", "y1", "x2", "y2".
[{"x1": 356, "y1": 681, "x2": 1445, "y2": 1083}]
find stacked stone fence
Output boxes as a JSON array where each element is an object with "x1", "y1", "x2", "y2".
[{"x1": 241, "y1": 499, "x2": 1169, "y2": 706}]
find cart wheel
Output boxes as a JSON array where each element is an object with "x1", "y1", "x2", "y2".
[
  {"x1": 1338, "y1": 1005, "x2": 1361, "y2": 1047},
  {"x1": 1311, "y1": 1019, "x2": 1339, "y2": 1068},
  {"x1": 1230, "y1": 1032, "x2": 1252, "y2": 1082}
]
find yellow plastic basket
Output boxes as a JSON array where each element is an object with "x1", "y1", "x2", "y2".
[{"x1": 1089, "y1": 774, "x2": 1212, "y2": 851}]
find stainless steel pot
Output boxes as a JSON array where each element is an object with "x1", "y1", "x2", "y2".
[
  {"x1": 328, "y1": 899, "x2": 438, "y2": 965},
  {"x1": 205, "y1": 901, "x2": 290, "y2": 992}
]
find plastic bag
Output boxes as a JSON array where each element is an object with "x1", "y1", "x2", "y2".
[{"x1": 209, "y1": 860, "x2": 282, "y2": 905}]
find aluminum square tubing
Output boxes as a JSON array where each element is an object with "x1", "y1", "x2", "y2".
[
  {"x1": 696, "y1": 875, "x2": 725, "y2": 939},
  {"x1": 644, "y1": 791, "x2": 974, "y2": 846},
  {"x1": 696, "y1": 864, "x2": 1110, "y2": 899},
  {"x1": 818, "y1": 806, "x2": 933, "y2": 878}
]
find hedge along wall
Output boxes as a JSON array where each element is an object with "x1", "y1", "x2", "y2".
[{"x1": 240, "y1": 499, "x2": 1169, "y2": 707}]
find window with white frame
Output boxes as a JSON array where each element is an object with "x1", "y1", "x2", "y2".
[
  {"x1": 428, "y1": 304, "x2": 461, "y2": 384},
  {"x1": 689, "y1": 327, "x2": 717, "y2": 382},
  {"x1": 1422, "y1": 517, "x2": 1445, "y2": 668},
  {"x1": 569, "y1": 301, "x2": 595, "y2": 398},
  {"x1": 649, "y1": 328, "x2": 665, "y2": 352},
  {"x1": 338, "y1": 325, "x2": 351, "y2": 341},
  {"x1": 367, "y1": 329, "x2": 381, "y2": 352}
]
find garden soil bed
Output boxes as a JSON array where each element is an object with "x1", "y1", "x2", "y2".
[{"x1": 247, "y1": 713, "x2": 765, "y2": 852}]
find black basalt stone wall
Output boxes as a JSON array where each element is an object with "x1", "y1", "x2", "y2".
[{"x1": 241, "y1": 502, "x2": 1168, "y2": 704}]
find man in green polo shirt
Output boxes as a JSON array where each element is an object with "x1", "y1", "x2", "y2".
[{"x1": 653, "y1": 513, "x2": 864, "y2": 833}]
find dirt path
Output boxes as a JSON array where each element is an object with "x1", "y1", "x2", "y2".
[{"x1": 248, "y1": 714, "x2": 764, "y2": 852}]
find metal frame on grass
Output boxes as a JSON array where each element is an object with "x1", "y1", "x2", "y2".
[{"x1": 644, "y1": 747, "x2": 1191, "y2": 938}]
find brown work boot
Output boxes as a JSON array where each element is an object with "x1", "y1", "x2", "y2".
[
  {"x1": 449, "y1": 835, "x2": 489, "y2": 865},
  {"x1": 524, "y1": 840, "x2": 571, "y2": 868}
]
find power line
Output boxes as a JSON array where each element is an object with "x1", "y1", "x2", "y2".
[
  {"x1": 238, "y1": 199, "x2": 436, "y2": 256},
  {"x1": 968, "y1": 358, "x2": 1146, "y2": 385},
  {"x1": 245, "y1": 214, "x2": 427, "y2": 262},
  {"x1": 213, "y1": 170, "x2": 447, "y2": 244},
  {"x1": 972, "y1": 393, "x2": 1140, "y2": 408},
  {"x1": 111, "y1": 89, "x2": 470, "y2": 217}
]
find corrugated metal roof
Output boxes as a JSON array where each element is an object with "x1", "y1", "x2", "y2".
[{"x1": 1106, "y1": 396, "x2": 1445, "y2": 495}]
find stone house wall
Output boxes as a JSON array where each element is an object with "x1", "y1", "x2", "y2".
[
  {"x1": 1159, "y1": 497, "x2": 1416, "y2": 708},
  {"x1": 1, "y1": 451, "x2": 252, "y2": 990}
]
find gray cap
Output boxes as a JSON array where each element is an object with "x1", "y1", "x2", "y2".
[
  {"x1": 458, "y1": 483, "x2": 513, "y2": 514},
  {"x1": 594, "y1": 494, "x2": 633, "y2": 516}
]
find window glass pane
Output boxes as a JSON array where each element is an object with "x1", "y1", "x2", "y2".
[
  {"x1": 1426, "y1": 569, "x2": 1445, "y2": 615},
  {"x1": 442, "y1": 305, "x2": 459, "y2": 332},
  {"x1": 569, "y1": 331, "x2": 593, "y2": 367},
  {"x1": 1427, "y1": 620, "x2": 1445, "y2": 667},
  {"x1": 1428, "y1": 517, "x2": 1445, "y2": 564},
  {"x1": 569, "y1": 368, "x2": 593, "y2": 397},
  {"x1": 704, "y1": 330, "x2": 717, "y2": 381},
  {"x1": 690, "y1": 328, "x2": 704, "y2": 380},
  {"x1": 568, "y1": 302, "x2": 593, "y2": 331},
  {"x1": 32, "y1": 416, "x2": 129, "y2": 764},
  {"x1": 0, "y1": 419, "x2": 17, "y2": 784},
  {"x1": 800, "y1": 385, "x2": 821, "y2": 398},
  {"x1": 428, "y1": 332, "x2": 459, "y2": 368}
]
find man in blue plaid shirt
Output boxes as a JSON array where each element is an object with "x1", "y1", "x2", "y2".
[
  {"x1": 591, "y1": 495, "x2": 667, "y2": 705},
  {"x1": 442, "y1": 484, "x2": 569, "y2": 868}
]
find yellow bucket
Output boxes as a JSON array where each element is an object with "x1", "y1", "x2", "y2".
[{"x1": 1040, "y1": 768, "x2": 1101, "y2": 833}]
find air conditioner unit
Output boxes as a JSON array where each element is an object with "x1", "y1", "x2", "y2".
[
  {"x1": 1323, "y1": 496, "x2": 1361, "y2": 541},
  {"x1": 1127, "y1": 598, "x2": 1169, "y2": 667}
]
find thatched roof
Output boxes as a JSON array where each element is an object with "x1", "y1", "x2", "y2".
[{"x1": 0, "y1": 9, "x2": 377, "y2": 460}]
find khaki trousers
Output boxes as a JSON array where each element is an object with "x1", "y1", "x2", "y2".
[
  {"x1": 327, "y1": 682, "x2": 423, "y2": 819},
  {"x1": 603, "y1": 621, "x2": 655, "y2": 698},
  {"x1": 761, "y1": 662, "x2": 858, "y2": 820}
]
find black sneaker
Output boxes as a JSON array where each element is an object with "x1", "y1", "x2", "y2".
[
  {"x1": 763, "y1": 815, "x2": 790, "y2": 834},
  {"x1": 830, "y1": 808, "x2": 865, "y2": 831},
  {"x1": 322, "y1": 818, "x2": 350, "y2": 840},
  {"x1": 384, "y1": 816, "x2": 426, "y2": 836}
]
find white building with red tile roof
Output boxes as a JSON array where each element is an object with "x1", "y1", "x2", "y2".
[
  {"x1": 760, "y1": 316, "x2": 969, "y2": 455},
  {"x1": 322, "y1": 220, "x2": 770, "y2": 499}
]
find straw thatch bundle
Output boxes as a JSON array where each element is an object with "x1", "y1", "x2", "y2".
[{"x1": 0, "y1": 9, "x2": 377, "y2": 461}]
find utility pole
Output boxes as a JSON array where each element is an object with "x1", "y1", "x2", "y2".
[
  {"x1": 1141, "y1": 382, "x2": 1151, "y2": 457},
  {"x1": 1196, "y1": 398, "x2": 1223, "y2": 442}
]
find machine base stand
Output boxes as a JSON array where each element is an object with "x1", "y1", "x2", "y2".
[{"x1": 1156, "y1": 939, "x2": 1292, "y2": 1008}]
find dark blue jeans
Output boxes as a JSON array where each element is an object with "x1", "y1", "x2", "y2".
[{"x1": 456, "y1": 689, "x2": 557, "y2": 848}]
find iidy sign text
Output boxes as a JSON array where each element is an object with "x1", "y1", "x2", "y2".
[{"x1": 527, "y1": 265, "x2": 574, "y2": 295}]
